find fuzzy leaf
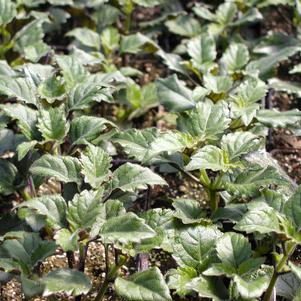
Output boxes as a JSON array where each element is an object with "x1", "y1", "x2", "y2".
[
  {"x1": 67, "y1": 190, "x2": 102, "y2": 231},
  {"x1": 67, "y1": 81, "x2": 113, "y2": 111},
  {"x1": 187, "y1": 34, "x2": 216, "y2": 70},
  {"x1": 38, "y1": 76, "x2": 65, "y2": 103},
  {"x1": 233, "y1": 267, "x2": 272, "y2": 299},
  {"x1": 56, "y1": 55, "x2": 87, "y2": 89},
  {"x1": 157, "y1": 75, "x2": 194, "y2": 112},
  {"x1": 221, "y1": 43, "x2": 249, "y2": 72},
  {"x1": 284, "y1": 186, "x2": 301, "y2": 230},
  {"x1": 37, "y1": 106, "x2": 68, "y2": 142},
  {"x1": 115, "y1": 267, "x2": 171, "y2": 301},
  {"x1": 54, "y1": 229, "x2": 79, "y2": 252},
  {"x1": 42, "y1": 269, "x2": 91, "y2": 296},
  {"x1": 177, "y1": 99, "x2": 230, "y2": 142},
  {"x1": 0, "y1": 0, "x2": 17, "y2": 26},
  {"x1": 224, "y1": 165, "x2": 289, "y2": 197},
  {"x1": 111, "y1": 163, "x2": 167, "y2": 192},
  {"x1": 173, "y1": 198, "x2": 206, "y2": 224},
  {"x1": 216, "y1": 233, "x2": 252, "y2": 268},
  {"x1": 203, "y1": 74, "x2": 233, "y2": 94},
  {"x1": 0, "y1": 232, "x2": 56, "y2": 274},
  {"x1": 165, "y1": 15, "x2": 201, "y2": 37},
  {"x1": 186, "y1": 275, "x2": 229, "y2": 300},
  {"x1": 221, "y1": 132, "x2": 261, "y2": 161},
  {"x1": 113, "y1": 128, "x2": 158, "y2": 161},
  {"x1": 66, "y1": 27, "x2": 100, "y2": 50},
  {"x1": 30, "y1": 154, "x2": 82, "y2": 185},
  {"x1": 0, "y1": 76, "x2": 37, "y2": 106},
  {"x1": 186, "y1": 145, "x2": 235, "y2": 172},
  {"x1": 101, "y1": 212, "x2": 156, "y2": 244},
  {"x1": 1, "y1": 104, "x2": 38, "y2": 139},
  {"x1": 173, "y1": 225, "x2": 222, "y2": 271},
  {"x1": 80, "y1": 145, "x2": 111, "y2": 189},
  {"x1": 0, "y1": 159, "x2": 18, "y2": 195},
  {"x1": 256, "y1": 109, "x2": 301, "y2": 127},
  {"x1": 17, "y1": 195, "x2": 66, "y2": 229},
  {"x1": 234, "y1": 204, "x2": 281, "y2": 234},
  {"x1": 167, "y1": 267, "x2": 197, "y2": 297},
  {"x1": 70, "y1": 116, "x2": 116, "y2": 145},
  {"x1": 120, "y1": 33, "x2": 159, "y2": 54}
]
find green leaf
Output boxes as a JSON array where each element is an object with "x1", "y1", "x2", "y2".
[
  {"x1": 90, "y1": 199, "x2": 126, "y2": 238},
  {"x1": 70, "y1": 116, "x2": 116, "y2": 145},
  {"x1": 268, "y1": 78, "x2": 301, "y2": 97},
  {"x1": 0, "y1": 0, "x2": 17, "y2": 26},
  {"x1": 256, "y1": 109, "x2": 301, "y2": 127},
  {"x1": 17, "y1": 140, "x2": 38, "y2": 161},
  {"x1": 173, "y1": 225, "x2": 222, "y2": 271},
  {"x1": 186, "y1": 275, "x2": 229, "y2": 300},
  {"x1": 216, "y1": 233, "x2": 252, "y2": 268},
  {"x1": 144, "y1": 131, "x2": 195, "y2": 163},
  {"x1": 115, "y1": 267, "x2": 171, "y2": 301},
  {"x1": 112, "y1": 128, "x2": 158, "y2": 161},
  {"x1": 120, "y1": 33, "x2": 159, "y2": 54},
  {"x1": 80, "y1": 144, "x2": 111, "y2": 189},
  {"x1": 157, "y1": 75, "x2": 194, "y2": 112},
  {"x1": 92, "y1": 4, "x2": 119, "y2": 32},
  {"x1": 177, "y1": 99, "x2": 230, "y2": 142},
  {"x1": 23, "y1": 41, "x2": 50, "y2": 63},
  {"x1": 17, "y1": 195, "x2": 66, "y2": 229},
  {"x1": 186, "y1": 145, "x2": 235, "y2": 172},
  {"x1": 67, "y1": 189, "x2": 103, "y2": 231},
  {"x1": 223, "y1": 165, "x2": 289, "y2": 197},
  {"x1": 234, "y1": 203, "x2": 281, "y2": 234},
  {"x1": 284, "y1": 186, "x2": 301, "y2": 230},
  {"x1": 38, "y1": 75, "x2": 65, "y2": 103},
  {"x1": 167, "y1": 267, "x2": 197, "y2": 297},
  {"x1": 14, "y1": 19, "x2": 49, "y2": 56},
  {"x1": 0, "y1": 159, "x2": 18, "y2": 195},
  {"x1": 187, "y1": 34, "x2": 216, "y2": 71},
  {"x1": 66, "y1": 27, "x2": 100, "y2": 50},
  {"x1": 111, "y1": 163, "x2": 167, "y2": 192},
  {"x1": 101, "y1": 212, "x2": 156, "y2": 244},
  {"x1": 203, "y1": 74, "x2": 233, "y2": 94},
  {"x1": 229, "y1": 77, "x2": 266, "y2": 126},
  {"x1": 132, "y1": 0, "x2": 165, "y2": 7},
  {"x1": 248, "y1": 32, "x2": 301, "y2": 78},
  {"x1": 165, "y1": 15, "x2": 201, "y2": 37},
  {"x1": 233, "y1": 267, "x2": 272, "y2": 299},
  {"x1": 212, "y1": 204, "x2": 248, "y2": 222},
  {"x1": 37, "y1": 105, "x2": 69, "y2": 142},
  {"x1": 0, "y1": 76, "x2": 38, "y2": 106},
  {"x1": 67, "y1": 80, "x2": 113, "y2": 112},
  {"x1": 1, "y1": 104, "x2": 38, "y2": 139},
  {"x1": 101, "y1": 27, "x2": 120, "y2": 54},
  {"x1": 42, "y1": 269, "x2": 91, "y2": 296},
  {"x1": 30, "y1": 154, "x2": 82, "y2": 185},
  {"x1": 221, "y1": 132, "x2": 261, "y2": 161},
  {"x1": 215, "y1": 2, "x2": 237, "y2": 25},
  {"x1": 173, "y1": 198, "x2": 206, "y2": 224},
  {"x1": 221, "y1": 43, "x2": 249, "y2": 72},
  {"x1": 139, "y1": 208, "x2": 175, "y2": 252},
  {"x1": 54, "y1": 228, "x2": 79, "y2": 252},
  {"x1": 56, "y1": 55, "x2": 88, "y2": 89},
  {"x1": 276, "y1": 272, "x2": 301, "y2": 300},
  {"x1": 0, "y1": 232, "x2": 56, "y2": 275}
]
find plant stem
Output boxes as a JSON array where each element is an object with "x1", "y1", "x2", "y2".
[
  {"x1": 94, "y1": 255, "x2": 127, "y2": 301},
  {"x1": 208, "y1": 189, "x2": 218, "y2": 213},
  {"x1": 104, "y1": 244, "x2": 109, "y2": 276},
  {"x1": 67, "y1": 251, "x2": 75, "y2": 269},
  {"x1": 263, "y1": 243, "x2": 296, "y2": 301}
]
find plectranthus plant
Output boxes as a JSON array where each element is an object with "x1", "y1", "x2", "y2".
[{"x1": 1, "y1": 0, "x2": 301, "y2": 300}]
